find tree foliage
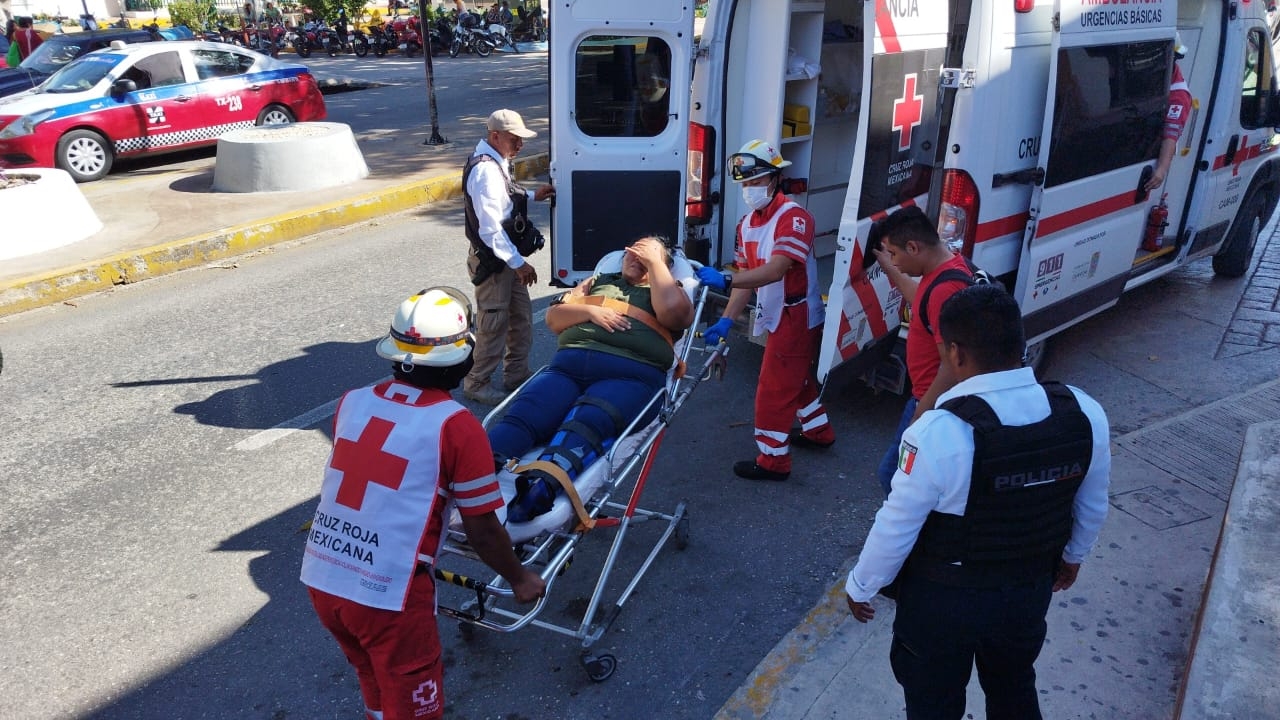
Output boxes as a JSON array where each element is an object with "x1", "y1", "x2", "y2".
[{"x1": 295, "y1": 0, "x2": 370, "y2": 23}]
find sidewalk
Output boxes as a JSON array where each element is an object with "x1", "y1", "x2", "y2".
[{"x1": 716, "y1": 227, "x2": 1280, "y2": 719}]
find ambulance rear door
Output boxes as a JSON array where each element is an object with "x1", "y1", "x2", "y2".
[
  {"x1": 547, "y1": 0, "x2": 694, "y2": 287},
  {"x1": 817, "y1": 0, "x2": 949, "y2": 383},
  {"x1": 1016, "y1": 0, "x2": 1176, "y2": 343}
]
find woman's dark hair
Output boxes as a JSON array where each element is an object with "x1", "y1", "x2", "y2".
[{"x1": 938, "y1": 285, "x2": 1024, "y2": 371}]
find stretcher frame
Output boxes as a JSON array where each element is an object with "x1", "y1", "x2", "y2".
[{"x1": 432, "y1": 280, "x2": 726, "y2": 682}]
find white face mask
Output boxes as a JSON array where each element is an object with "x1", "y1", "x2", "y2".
[{"x1": 741, "y1": 183, "x2": 772, "y2": 211}]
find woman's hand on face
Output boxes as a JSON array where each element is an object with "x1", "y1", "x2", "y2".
[{"x1": 624, "y1": 238, "x2": 666, "y2": 269}]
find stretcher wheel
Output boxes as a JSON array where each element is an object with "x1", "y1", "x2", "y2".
[
  {"x1": 582, "y1": 653, "x2": 617, "y2": 682},
  {"x1": 457, "y1": 621, "x2": 476, "y2": 642},
  {"x1": 674, "y1": 517, "x2": 690, "y2": 550}
]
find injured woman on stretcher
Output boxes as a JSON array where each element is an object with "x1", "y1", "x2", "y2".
[{"x1": 488, "y1": 235, "x2": 695, "y2": 524}]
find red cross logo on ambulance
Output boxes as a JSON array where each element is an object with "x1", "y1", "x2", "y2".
[{"x1": 892, "y1": 74, "x2": 924, "y2": 152}]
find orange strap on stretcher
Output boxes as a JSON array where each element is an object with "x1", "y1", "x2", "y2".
[
  {"x1": 562, "y1": 294, "x2": 686, "y2": 378},
  {"x1": 563, "y1": 294, "x2": 675, "y2": 345},
  {"x1": 511, "y1": 460, "x2": 596, "y2": 531}
]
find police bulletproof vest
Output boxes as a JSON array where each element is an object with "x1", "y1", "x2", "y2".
[{"x1": 910, "y1": 382, "x2": 1093, "y2": 586}]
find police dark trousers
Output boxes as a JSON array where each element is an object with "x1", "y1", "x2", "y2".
[{"x1": 892, "y1": 571, "x2": 1053, "y2": 720}]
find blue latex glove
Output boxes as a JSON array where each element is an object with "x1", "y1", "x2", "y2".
[
  {"x1": 695, "y1": 266, "x2": 731, "y2": 291},
  {"x1": 704, "y1": 317, "x2": 732, "y2": 346}
]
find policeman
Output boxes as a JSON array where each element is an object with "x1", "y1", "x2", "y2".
[
  {"x1": 698, "y1": 139, "x2": 835, "y2": 481},
  {"x1": 301, "y1": 288, "x2": 544, "y2": 720},
  {"x1": 845, "y1": 285, "x2": 1111, "y2": 720}
]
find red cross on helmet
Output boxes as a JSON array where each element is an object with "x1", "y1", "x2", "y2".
[
  {"x1": 727, "y1": 139, "x2": 792, "y2": 183},
  {"x1": 376, "y1": 287, "x2": 475, "y2": 367}
]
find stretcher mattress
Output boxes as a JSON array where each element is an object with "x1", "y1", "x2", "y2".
[{"x1": 450, "y1": 417, "x2": 660, "y2": 544}]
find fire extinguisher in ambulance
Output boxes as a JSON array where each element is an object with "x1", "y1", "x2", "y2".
[{"x1": 1143, "y1": 194, "x2": 1169, "y2": 252}]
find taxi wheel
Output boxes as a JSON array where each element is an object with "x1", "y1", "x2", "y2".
[
  {"x1": 256, "y1": 104, "x2": 295, "y2": 126},
  {"x1": 56, "y1": 129, "x2": 113, "y2": 183}
]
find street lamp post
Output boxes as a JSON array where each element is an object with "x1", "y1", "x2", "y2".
[{"x1": 420, "y1": 4, "x2": 447, "y2": 146}]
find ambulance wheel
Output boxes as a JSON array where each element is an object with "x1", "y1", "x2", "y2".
[
  {"x1": 582, "y1": 653, "x2": 616, "y2": 682},
  {"x1": 1022, "y1": 338, "x2": 1049, "y2": 374},
  {"x1": 56, "y1": 129, "x2": 113, "y2": 182},
  {"x1": 674, "y1": 517, "x2": 690, "y2": 550},
  {"x1": 1213, "y1": 190, "x2": 1265, "y2": 278},
  {"x1": 256, "y1": 104, "x2": 295, "y2": 126}
]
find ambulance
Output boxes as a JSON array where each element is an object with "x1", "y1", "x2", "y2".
[{"x1": 546, "y1": 0, "x2": 1280, "y2": 389}]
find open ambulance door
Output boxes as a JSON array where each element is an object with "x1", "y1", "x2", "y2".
[
  {"x1": 817, "y1": 0, "x2": 950, "y2": 384},
  {"x1": 1016, "y1": 0, "x2": 1176, "y2": 343},
  {"x1": 547, "y1": 0, "x2": 694, "y2": 287}
]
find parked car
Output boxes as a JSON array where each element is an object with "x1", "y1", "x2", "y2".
[
  {"x1": 0, "y1": 28, "x2": 159, "y2": 98},
  {"x1": 0, "y1": 41, "x2": 327, "y2": 182}
]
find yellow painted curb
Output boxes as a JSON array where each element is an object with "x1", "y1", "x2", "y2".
[
  {"x1": 0, "y1": 153, "x2": 550, "y2": 318},
  {"x1": 714, "y1": 578, "x2": 853, "y2": 719}
]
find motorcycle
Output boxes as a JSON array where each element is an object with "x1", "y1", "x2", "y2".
[
  {"x1": 486, "y1": 22, "x2": 519, "y2": 53},
  {"x1": 350, "y1": 28, "x2": 370, "y2": 57},
  {"x1": 389, "y1": 15, "x2": 422, "y2": 57},
  {"x1": 366, "y1": 22, "x2": 393, "y2": 57},
  {"x1": 511, "y1": 11, "x2": 546, "y2": 43},
  {"x1": 448, "y1": 17, "x2": 494, "y2": 58},
  {"x1": 290, "y1": 23, "x2": 317, "y2": 57}
]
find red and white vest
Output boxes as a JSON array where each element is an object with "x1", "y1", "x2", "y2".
[
  {"x1": 740, "y1": 200, "x2": 824, "y2": 335},
  {"x1": 300, "y1": 382, "x2": 463, "y2": 611}
]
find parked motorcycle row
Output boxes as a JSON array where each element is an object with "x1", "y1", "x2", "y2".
[{"x1": 198, "y1": 10, "x2": 539, "y2": 61}]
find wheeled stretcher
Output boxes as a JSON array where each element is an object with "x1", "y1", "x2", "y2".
[{"x1": 432, "y1": 250, "x2": 727, "y2": 681}]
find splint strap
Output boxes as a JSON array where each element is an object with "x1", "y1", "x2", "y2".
[
  {"x1": 514, "y1": 460, "x2": 596, "y2": 531},
  {"x1": 574, "y1": 396, "x2": 627, "y2": 435},
  {"x1": 562, "y1": 295, "x2": 687, "y2": 379}
]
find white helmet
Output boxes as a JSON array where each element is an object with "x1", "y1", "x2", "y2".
[
  {"x1": 727, "y1": 139, "x2": 791, "y2": 183},
  {"x1": 1173, "y1": 31, "x2": 1187, "y2": 59},
  {"x1": 375, "y1": 287, "x2": 475, "y2": 367}
]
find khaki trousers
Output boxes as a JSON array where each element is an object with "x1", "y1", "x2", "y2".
[{"x1": 465, "y1": 250, "x2": 532, "y2": 393}]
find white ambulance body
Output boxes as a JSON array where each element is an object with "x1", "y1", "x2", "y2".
[{"x1": 548, "y1": 0, "x2": 1280, "y2": 388}]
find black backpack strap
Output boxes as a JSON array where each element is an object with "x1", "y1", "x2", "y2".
[{"x1": 916, "y1": 267, "x2": 975, "y2": 336}]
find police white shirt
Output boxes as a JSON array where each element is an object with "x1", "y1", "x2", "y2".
[
  {"x1": 845, "y1": 367, "x2": 1111, "y2": 603},
  {"x1": 467, "y1": 139, "x2": 535, "y2": 270}
]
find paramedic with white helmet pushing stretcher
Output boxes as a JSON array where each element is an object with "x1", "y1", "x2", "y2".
[
  {"x1": 698, "y1": 139, "x2": 836, "y2": 481},
  {"x1": 300, "y1": 288, "x2": 544, "y2": 720}
]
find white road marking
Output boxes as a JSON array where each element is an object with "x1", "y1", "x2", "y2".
[{"x1": 233, "y1": 308, "x2": 548, "y2": 452}]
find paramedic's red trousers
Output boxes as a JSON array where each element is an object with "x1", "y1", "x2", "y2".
[
  {"x1": 754, "y1": 304, "x2": 834, "y2": 473},
  {"x1": 309, "y1": 571, "x2": 444, "y2": 720}
]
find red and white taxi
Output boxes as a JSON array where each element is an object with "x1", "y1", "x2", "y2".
[{"x1": 0, "y1": 41, "x2": 326, "y2": 182}]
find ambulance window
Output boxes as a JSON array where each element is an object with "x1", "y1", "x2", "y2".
[
  {"x1": 1044, "y1": 41, "x2": 1168, "y2": 187},
  {"x1": 1241, "y1": 29, "x2": 1269, "y2": 129},
  {"x1": 573, "y1": 36, "x2": 671, "y2": 138}
]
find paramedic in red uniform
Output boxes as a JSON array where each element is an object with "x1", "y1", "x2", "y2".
[
  {"x1": 872, "y1": 206, "x2": 974, "y2": 496},
  {"x1": 301, "y1": 287, "x2": 544, "y2": 720},
  {"x1": 1144, "y1": 38, "x2": 1192, "y2": 192},
  {"x1": 698, "y1": 139, "x2": 836, "y2": 481}
]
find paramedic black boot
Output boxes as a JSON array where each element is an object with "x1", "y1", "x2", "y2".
[{"x1": 733, "y1": 461, "x2": 789, "y2": 482}]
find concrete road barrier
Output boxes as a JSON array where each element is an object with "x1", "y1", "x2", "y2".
[
  {"x1": 212, "y1": 122, "x2": 369, "y2": 193},
  {"x1": 0, "y1": 168, "x2": 101, "y2": 262}
]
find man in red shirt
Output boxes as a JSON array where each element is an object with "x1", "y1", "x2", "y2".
[
  {"x1": 872, "y1": 206, "x2": 973, "y2": 495},
  {"x1": 301, "y1": 287, "x2": 544, "y2": 720},
  {"x1": 10, "y1": 17, "x2": 43, "y2": 62},
  {"x1": 699, "y1": 139, "x2": 836, "y2": 481},
  {"x1": 1144, "y1": 38, "x2": 1192, "y2": 192}
]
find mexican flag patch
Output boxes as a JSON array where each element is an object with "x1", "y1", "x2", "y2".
[{"x1": 898, "y1": 442, "x2": 917, "y2": 474}]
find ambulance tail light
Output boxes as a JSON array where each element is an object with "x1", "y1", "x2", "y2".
[
  {"x1": 938, "y1": 169, "x2": 980, "y2": 257},
  {"x1": 687, "y1": 121, "x2": 716, "y2": 225},
  {"x1": 1014, "y1": 0, "x2": 1035, "y2": 12}
]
